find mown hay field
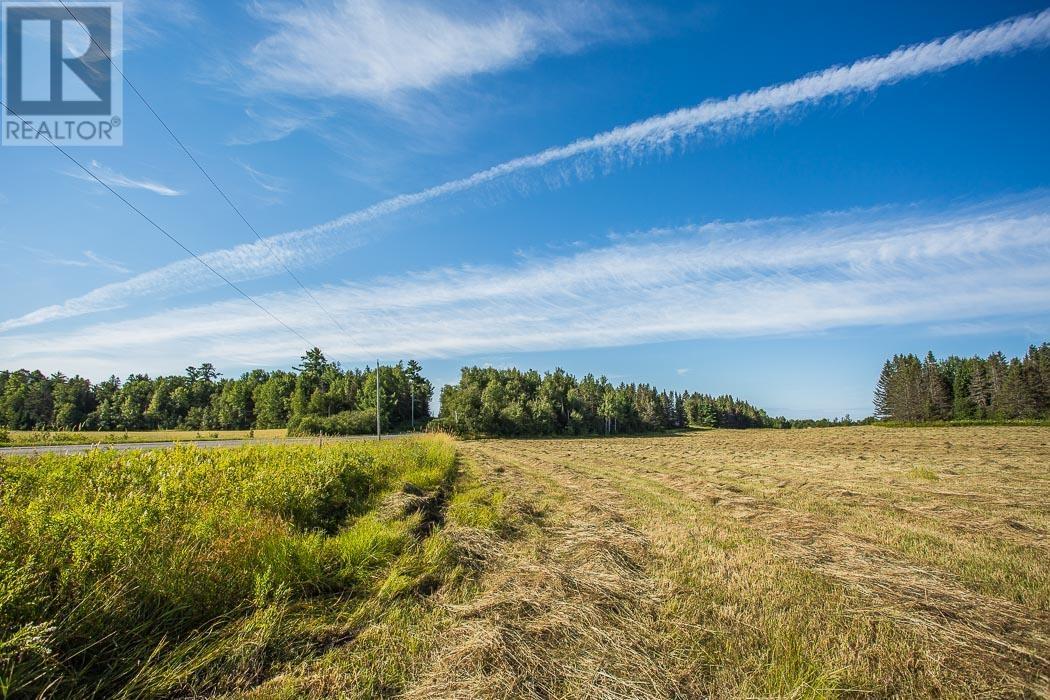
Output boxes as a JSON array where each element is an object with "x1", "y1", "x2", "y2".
[{"x1": 453, "y1": 426, "x2": 1049, "y2": 698}]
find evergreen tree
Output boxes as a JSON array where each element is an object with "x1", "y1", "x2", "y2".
[
  {"x1": 869, "y1": 344, "x2": 1050, "y2": 423},
  {"x1": 950, "y1": 361, "x2": 974, "y2": 420},
  {"x1": 967, "y1": 363, "x2": 990, "y2": 419},
  {"x1": 922, "y1": 352, "x2": 951, "y2": 421},
  {"x1": 873, "y1": 360, "x2": 894, "y2": 419}
]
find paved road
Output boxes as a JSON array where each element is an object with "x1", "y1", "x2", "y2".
[{"x1": 0, "y1": 434, "x2": 401, "y2": 457}]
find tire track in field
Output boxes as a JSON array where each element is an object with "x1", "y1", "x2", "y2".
[{"x1": 404, "y1": 445, "x2": 685, "y2": 699}]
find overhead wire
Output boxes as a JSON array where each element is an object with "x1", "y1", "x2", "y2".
[
  {"x1": 1, "y1": 99, "x2": 316, "y2": 349},
  {"x1": 57, "y1": 0, "x2": 355, "y2": 352}
]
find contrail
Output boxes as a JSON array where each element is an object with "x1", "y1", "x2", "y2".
[{"x1": 4, "y1": 8, "x2": 1049, "y2": 333}]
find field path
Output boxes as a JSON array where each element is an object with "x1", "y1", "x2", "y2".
[{"x1": 435, "y1": 428, "x2": 1050, "y2": 698}]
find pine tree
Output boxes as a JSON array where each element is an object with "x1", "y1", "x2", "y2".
[
  {"x1": 997, "y1": 360, "x2": 1033, "y2": 419},
  {"x1": 986, "y1": 352, "x2": 1007, "y2": 410},
  {"x1": 895, "y1": 355, "x2": 925, "y2": 421},
  {"x1": 922, "y1": 352, "x2": 950, "y2": 421},
  {"x1": 874, "y1": 360, "x2": 895, "y2": 419},
  {"x1": 951, "y1": 361, "x2": 974, "y2": 420},
  {"x1": 674, "y1": 392, "x2": 687, "y2": 428},
  {"x1": 967, "y1": 363, "x2": 989, "y2": 419},
  {"x1": 1023, "y1": 344, "x2": 1050, "y2": 417}
]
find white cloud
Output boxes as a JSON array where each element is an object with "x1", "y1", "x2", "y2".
[
  {"x1": 82, "y1": 251, "x2": 131, "y2": 274},
  {"x1": 5, "y1": 8, "x2": 1050, "y2": 333},
  {"x1": 236, "y1": 159, "x2": 288, "y2": 193},
  {"x1": 123, "y1": 0, "x2": 198, "y2": 49},
  {"x1": 925, "y1": 319, "x2": 1050, "y2": 338},
  {"x1": 32, "y1": 249, "x2": 131, "y2": 275},
  {"x1": 64, "y1": 160, "x2": 184, "y2": 197},
  {"x1": 228, "y1": 104, "x2": 334, "y2": 145},
  {"x1": 4, "y1": 196, "x2": 1049, "y2": 376},
  {"x1": 244, "y1": 0, "x2": 634, "y2": 101}
]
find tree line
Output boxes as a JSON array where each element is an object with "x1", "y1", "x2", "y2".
[
  {"x1": 0, "y1": 349, "x2": 432, "y2": 434},
  {"x1": 874, "y1": 344, "x2": 1050, "y2": 422},
  {"x1": 434, "y1": 366, "x2": 785, "y2": 437}
]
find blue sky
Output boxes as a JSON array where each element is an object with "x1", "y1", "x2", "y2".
[{"x1": 1, "y1": 0, "x2": 1049, "y2": 418}]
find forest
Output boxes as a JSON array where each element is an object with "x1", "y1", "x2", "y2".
[
  {"x1": 874, "y1": 344, "x2": 1050, "y2": 422},
  {"x1": 9, "y1": 344, "x2": 1044, "y2": 437},
  {"x1": 0, "y1": 349, "x2": 432, "y2": 434},
  {"x1": 434, "y1": 366, "x2": 781, "y2": 437}
]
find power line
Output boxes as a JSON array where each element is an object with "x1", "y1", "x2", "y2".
[
  {"x1": 1, "y1": 99, "x2": 315, "y2": 349},
  {"x1": 58, "y1": 0, "x2": 354, "y2": 345}
]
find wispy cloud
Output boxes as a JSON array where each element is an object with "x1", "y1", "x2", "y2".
[
  {"x1": 123, "y1": 0, "x2": 198, "y2": 49},
  {"x1": 244, "y1": 0, "x2": 637, "y2": 103},
  {"x1": 31, "y1": 248, "x2": 131, "y2": 275},
  {"x1": 925, "y1": 319, "x2": 1050, "y2": 338},
  {"x1": 6, "y1": 9, "x2": 1050, "y2": 333},
  {"x1": 236, "y1": 159, "x2": 288, "y2": 194},
  {"x1": 228, "y1": 104, "x2": 334, "y2": 145},
  {"x1": 64, "y1": 160, "x2": 184, "y2": 197},
  {"x1": 4, "y1": 196, "x2": 1049, "y2": 376}
]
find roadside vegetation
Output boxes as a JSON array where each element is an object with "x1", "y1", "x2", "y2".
[
  {"x1": 0, "y1": 436, "x2": 511, "y2": 698},
  {"x1": 0, "y1": 428, "x2": 287, "y2": 448}
]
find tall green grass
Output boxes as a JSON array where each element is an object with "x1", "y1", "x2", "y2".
[{"x1": 0, "y1": 437, "x2": 457, "y2": 698}]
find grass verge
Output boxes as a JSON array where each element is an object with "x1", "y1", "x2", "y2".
[{"x1": 0, "y1": 429, "x2": 289, "y2": 448}]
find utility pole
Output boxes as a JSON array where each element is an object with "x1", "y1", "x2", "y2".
[{"x1": 376, "y1": 359, "x2": 381, "y2": 441}]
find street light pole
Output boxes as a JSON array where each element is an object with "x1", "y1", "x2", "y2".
[{"x1": 376, "y1": 359, "x2": 381, "y2": 441}]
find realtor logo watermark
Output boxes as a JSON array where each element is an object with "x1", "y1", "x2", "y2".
[{"x1": 2, "y1": 1, "x2": 123, "y2": 146}]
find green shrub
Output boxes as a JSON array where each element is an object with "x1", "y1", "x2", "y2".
[
  {"x1": 0, "y1": 429, "x2": 9, "y2": 444},
  {"x1": 288, "y1": 409, "x2": 381, "y2": 436}
]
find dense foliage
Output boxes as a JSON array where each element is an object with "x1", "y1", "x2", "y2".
[
  {"x1": 0, "y1": 438, "x2": 460, "y2": 697},
  {"x1": 874, "y1": 344, "x2": 1050, "y2": 422},
  {"x1": 435, "y1": 366, "x2": 777, "y2": 437},
  {"x1": 0, "y1": 349, "x2": 432, "y2": 434}
]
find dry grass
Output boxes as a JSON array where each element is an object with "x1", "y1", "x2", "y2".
[
  {"x1": 447, "y1": 427, "x2": 1050, "y2": 698},
  {"x1": 407, "y1": 499, "x2": 680, "y2": 699}
]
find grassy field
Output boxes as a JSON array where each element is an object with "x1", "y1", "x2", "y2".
[
  {"x1": 1, "y1": 427, "x2": 1046, "y2": 698},
  {"x1": 0, "y1": 428, "x2": 289, "y2": 447},
  {"x1": 443, "y1": 426, "x2": 1049, "y2": 698}
]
